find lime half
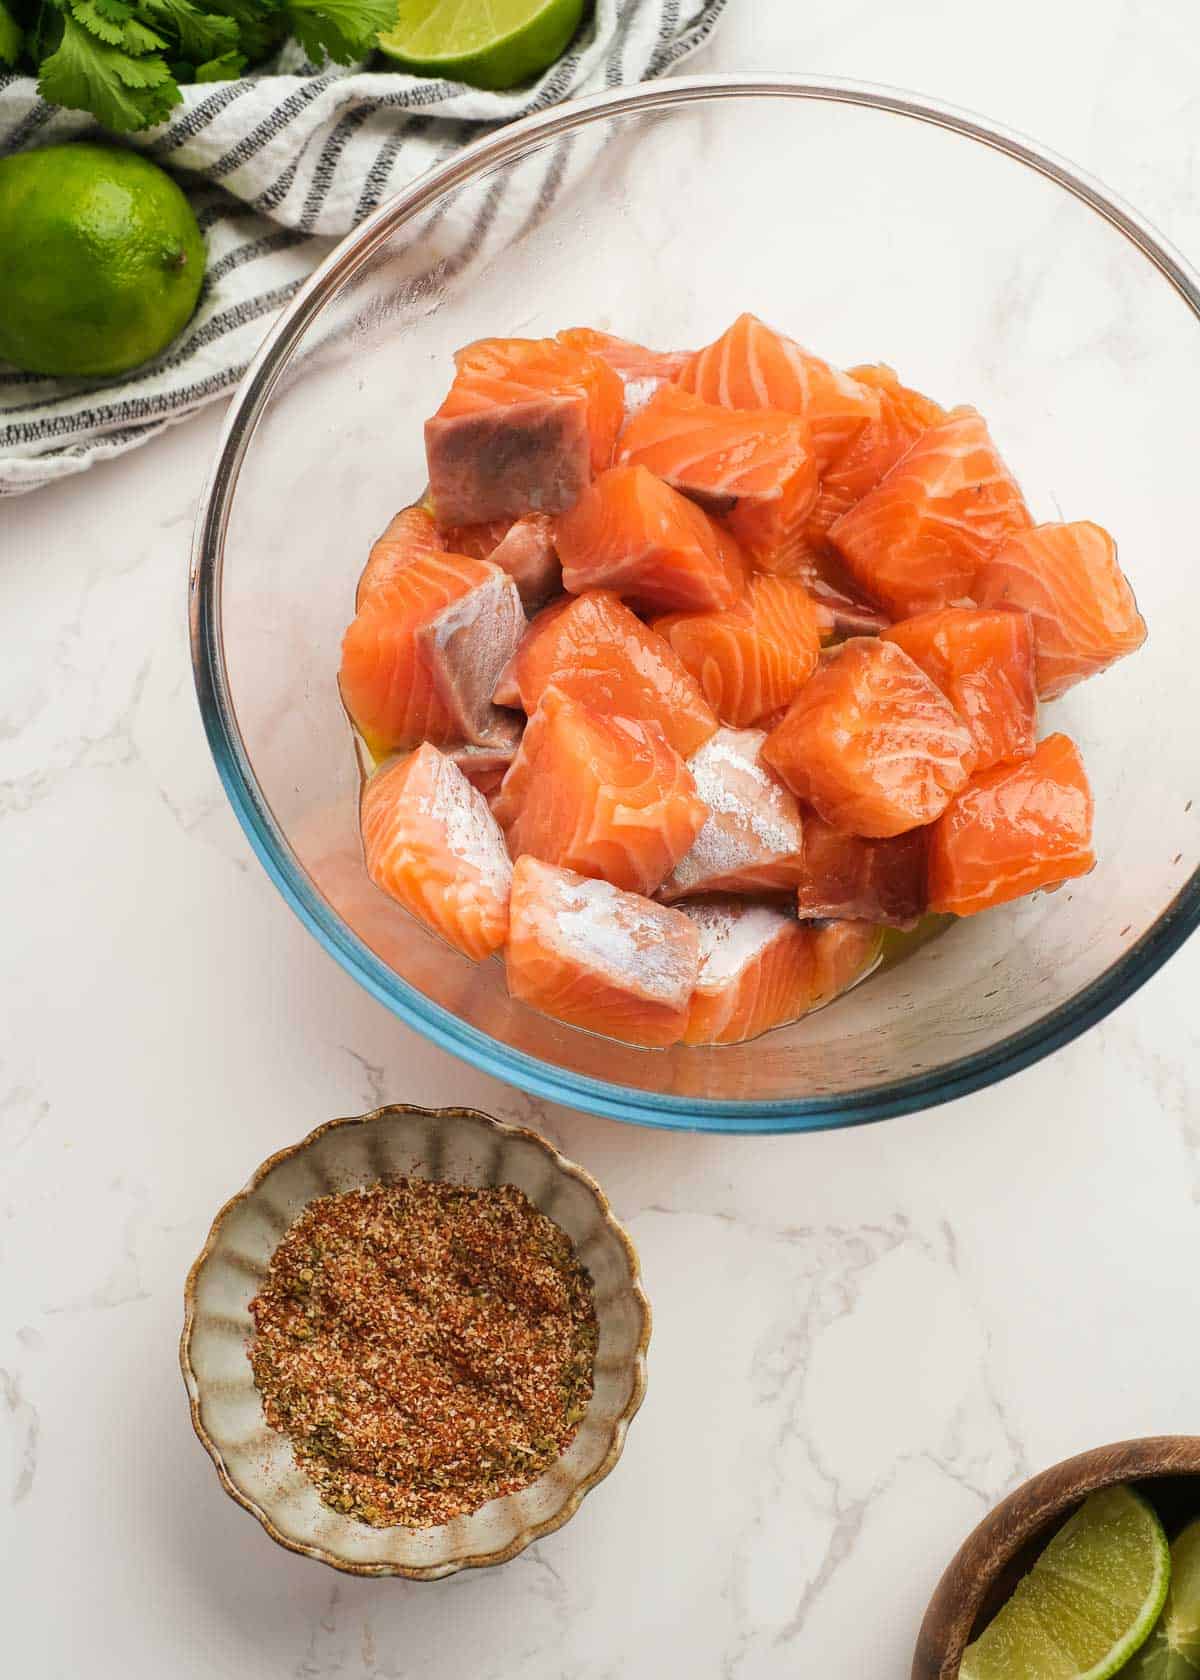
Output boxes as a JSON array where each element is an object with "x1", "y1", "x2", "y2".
[
  {"x1": 378, "y1": 0, "x2": 586, "y2": 89},
  {"x1": 1122, "y1": 1516, "x2": 1200, "y2": 1678},
  {"x1": 962, "y1": 1486, "x2": 1170, "y2": 1680}
]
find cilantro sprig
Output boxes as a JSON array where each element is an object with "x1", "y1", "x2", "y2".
[{"x1": 1, "y1": 0, "x2": 395, "y2": 130}]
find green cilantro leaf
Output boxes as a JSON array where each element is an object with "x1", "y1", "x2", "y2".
[
  {"x1": 201, "y1": 0, "x2": 287, "y2": 66},
  {"x1": 70, "y1": 0, "x2": 166, "y2": 51},
  {"x1": 0, "y1": 0, "x2": 23, "y2": 64},
  {"x1": 283, "y1": 0, "x2": 393, "y2": 65},
  {"x1": 37, "y1": 12, "x2": 182, "y2": 129},
  {"x1": 140, "y1": 0, "x2": 239, "y2": 65},
  {"x1": 192, "y1": 43, "x2": 243, "y2": 75}
]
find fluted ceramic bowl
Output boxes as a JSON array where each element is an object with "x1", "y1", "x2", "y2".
[
  {"x1": 190, "y1": 75, "x2": 1200, "y2": 1131},
  {"x1": 180, "y1": 1104, "x2": 650, "y2": 1578}
]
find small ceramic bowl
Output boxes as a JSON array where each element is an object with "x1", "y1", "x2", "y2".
[
  {"x1": 913, "y1": 1435, "x2": 1200, "y2": 1678},
  {"x1": 180, "y1": 1104, "x2": 650, "y2": 1579}
]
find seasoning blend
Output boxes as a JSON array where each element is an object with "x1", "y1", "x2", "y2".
[{"x1": 249, "y1": 1178, "x2": 598, "y2": 1529}]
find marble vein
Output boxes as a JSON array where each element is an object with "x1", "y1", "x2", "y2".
[{"x1": 1, "y1": 1367, "x2": 39, "y2": 1505}]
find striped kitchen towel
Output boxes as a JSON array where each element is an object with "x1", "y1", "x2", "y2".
[{"x1": 0, "y1": 0, "x2": 727, "y2": 495}]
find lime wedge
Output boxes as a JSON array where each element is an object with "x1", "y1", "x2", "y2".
[
  {"x1": 962, "y1": 1486, "x2": 1170, "y2": 1680},
  {"x1": 378, "y1": 0, "x2": 586, "y2": 89},
  {"x1": 1121, "y1": 1517, "x2": 1200, "y2": 1678}
]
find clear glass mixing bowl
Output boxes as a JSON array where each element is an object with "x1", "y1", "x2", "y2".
[{"x1": 191, "y1": 75, "x2": 1200, "y2": 1132}]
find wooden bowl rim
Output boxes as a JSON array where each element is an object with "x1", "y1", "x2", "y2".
[{"x1": 912, "y1": 1435, "x2": 1200, "y2": 1679}]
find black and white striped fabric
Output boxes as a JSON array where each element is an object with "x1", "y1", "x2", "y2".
[{"x1": 0, "y1": 0, "x2": 727, "y2": 495}]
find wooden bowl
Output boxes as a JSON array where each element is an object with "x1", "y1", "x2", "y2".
[{"x1": 913, "y1": 1436, "x2": 1200, "y2": 1679}]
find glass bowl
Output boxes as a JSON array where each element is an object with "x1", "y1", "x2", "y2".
[{"x1": 190, "y1": 74, "x2": 1200, "y2": 1133}]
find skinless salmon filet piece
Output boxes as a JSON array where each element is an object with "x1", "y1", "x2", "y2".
[
  {"x1": 677, "y1": 312, "x2": 880, "y2": 470},
  {"x1": 505, "y1": 855, "x2": 701, "y2": 1048},
  {"x1": 557, "y1": 326, "x2": 690, "y2": 415},
  {"x1": 659, "y1": 727, "x2": 806, "y2": 902},
  {"x1": 440, "y1": 512, "x2": 562, "y2": 612},
  {"x1": 340, "y1": 550, "x2": 506, "y2": 756},
  {"x1": 492, "y1": 687, "x2": 709, "y2": 897},
  {"x1": 798, "y1": 363, "x2": 947, "y2": 564},
  {"x1": 882, "y1": 606, "x2": 1037, "y2": 771},
  {"x1": 616, "y1": 383, "x2": 818, "y2": 567},
  {"x1": 425, "y1": 336, "x2": 624, "y2": 525},
  {"x1": 555, "y1": 463, "x2": 748, "y2": 613},
  {"x1": 356, "y1": 502, "x2": 444, "y2": 609},
  {"x1": 360, "y1": 744, "x2": 512, "y2": 961},
  {"x1": 654, "y1": 574, "x2": 823, "y2": 727},
  {"x1": 973, "y1": 520, "x2": 1147, "y2": 700},
  {"x1": 793, "y1": 814, "x2": 927, "y2": 928},
  {"x1": 829, "y1": 407, "x2": 1033, "y2": 619},
  {"x1": 680, "y1": 900, "x2": 818, "y2": 1046},
  {"x1": 509, "y1": 589, "x2": 718, "y2": 758},
  {"x1": 763, "y1": 637, "x2": 978, "y2": 837},
  {"x1": 927, "y1": 731, "x2": 1095, "y2": 915}
]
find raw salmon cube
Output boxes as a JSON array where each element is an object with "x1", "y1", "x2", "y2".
[
  {"x1": 505, "y1": 856, "x2": 701, "y2": 1047},
  {"x1": 441, "y1": 511, "x2": 562, "y2": 613},
  {"x1": 509, "y1": 590, "x2": 717, "y2": 758},
  {"x1": 654, "y1": 575, "x2": 823, "y2": 727},
  {"x1": 426, "y1": 336, "x2": 624, "y2": 525},
  {"x1": 927, "y1": 732, "x2": 1095, "y2": 916},
  {"x1": 973, "y1": 520, "x2": 1147, "y2": 700},
  {"x1": 555, "y1": 464, "x2": 747, "y2": 613},
  {"x1": 492, "y1": 687, "x2": 708, "y2": 897},
  {"x1": 659, "y1": 727, "x2": 806, "y2": 901},
  {"x1": 340, "y1": 551, "x2": 512, "y2": 755},
  {"x1": 762, "y1": 638, "x2": 978, "y2": 837},
  {"x1": 440, "y1": 336, "x2": 624, "y2": 474},
  {"x1": 360, "y1": 744, "x2": 512, "y2": 960},
  {"x1": 793, "y1": 815, "x2": 927, "y2": 928},
  {"x1": 809, "y1": 921, "x2": 884, "y2": 1009},
  {"x1": 416, "y1": 564, "x2": 527, "y2": 745},
  {"x1": 356, "y1": 502, "x2": 444, "y2": 609},
  {"x1": 616, "y1": 383, "x2": 818, "y2": 567},
  {"x1": 680, "y1": 901, "x2": 818, "y2": 1045},
  {"x1": 558, "y1": 326, "x2": 690, "y2": 416},
  {"x1": 882, "y1": 606, "x2": 1037, "y2": 770},
  {"x1": 487, "y1": 515, "x2": 561, "y2": 612},
  {"x1": 557, "y1": 326, "x2": 689, "y2": 383},
  {"x1": 797, "y1": 363, "x2": 947, "y2": 564},
  {"x1": 829, "y1": 408, "x2": 1032, "y2": 618},
  {"x1": 677, "y1": 312, "x2": 880, "y2": 470},
  {"x1": 426, "y1": 395, "x2": 591, "y2": 527}
]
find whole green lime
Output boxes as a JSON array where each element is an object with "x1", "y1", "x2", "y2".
[{"x1": 0, "y1": 143, "x2": 205, "y2": 378}]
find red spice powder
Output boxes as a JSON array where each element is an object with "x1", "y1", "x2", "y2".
[{"x1": 249, "y1": 1178, "x2": 597, "y2": 1528}]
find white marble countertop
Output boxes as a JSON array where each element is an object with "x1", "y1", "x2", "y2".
[{"x1": 4, "y1": 4, "x2": 1200, "y2": 1674}]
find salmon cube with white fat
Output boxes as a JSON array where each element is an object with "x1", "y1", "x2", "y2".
[
  {"x1": 360, "y1": 744, "x2": 513, "y2": 961},
  {"x1": 506, "y1": 856, "x2": 701, "y2": 1047},
  {"x1": 659, "y1": 728, "x2": 805, "y2": 902}
]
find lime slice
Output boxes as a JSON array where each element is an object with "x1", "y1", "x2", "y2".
[
  {"x1": 961, "y1": 1486, "x2": 1170, "y2": 1680},
  {"x1": 1121, "y1": 1517, "x2": 1200, "y2": 1678},
  {"x1": 378, "y1": 0, "x2": 586, "y2": 89}
]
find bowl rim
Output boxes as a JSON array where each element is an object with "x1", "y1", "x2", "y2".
[
  {"x1": 911, "y1": 1434, "x2": 1200, "y2": 1679},
  {"x1": 179, "y1": 1102, "x2": 652, "y2": 1579},
  {"x1": 189, "y1": 71, "x2": 1200, "y2": 1133}
]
